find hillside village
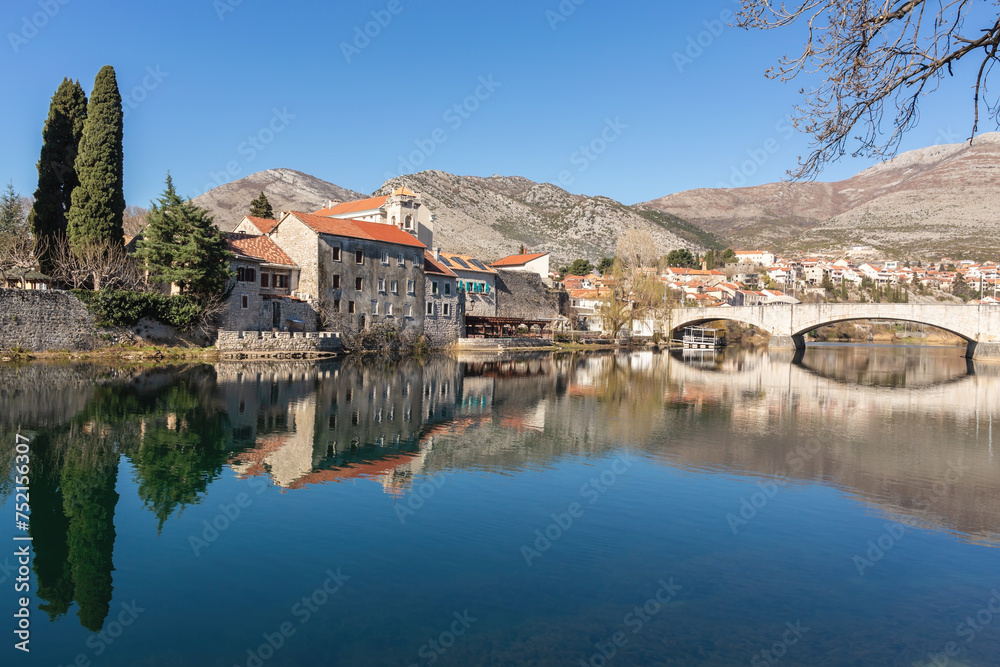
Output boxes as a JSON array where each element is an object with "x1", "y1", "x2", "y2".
[{"x1": 191, "y1": 185, "x2": 1000, "y2": 346}]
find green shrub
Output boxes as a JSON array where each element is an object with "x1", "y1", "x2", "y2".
[{"x1": 72, "y1": 290, "x2": 203, "y2": 329}]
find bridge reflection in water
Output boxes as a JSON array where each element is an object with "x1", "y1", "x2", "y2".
[{"x1": 1, "y1": 346, "x2": 998, "y2": 638}]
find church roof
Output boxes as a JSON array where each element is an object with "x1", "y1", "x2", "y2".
[{"x1": 311, "y1": 196, "x2": 389, "y2": 217}]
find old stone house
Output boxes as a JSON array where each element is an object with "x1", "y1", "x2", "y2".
[
  {"x1": 491, "y1": 252, "x2": 551, "y2": 285},
  {"x1": 234, "y1": 215, "x2": 280, "y2": 235},
  {"x1": 223, "y1": 233, "x2": 315, "y2": 331},
  {"x1": 435, "y1": 251, "x2": 497, "y2": 317},
  {"x1": 267, "y1": 211, "x2": 427, "y2": 334},
  {"x1": 423, "y1": 250, "x2": 464, "y2": 346}
]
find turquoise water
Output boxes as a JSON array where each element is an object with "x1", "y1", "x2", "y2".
[{"x1": 1, "y1": 347, "x2": 998, "y2": 666}]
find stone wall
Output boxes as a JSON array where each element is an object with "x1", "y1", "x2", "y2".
[
  {"x1": 216, "y1": 330, "x2": 343, "y2": 355},
  {"x1": 0, "y1": 289, "x2": 99, "y2": 351},
  {"x1": 424, "y1": 275, "x2": 464, "y2": 347},
  {"x1": 453, "y1": 337, "x2": 555, "y2": 351}
]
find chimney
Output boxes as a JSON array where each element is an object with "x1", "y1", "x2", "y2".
[
  {"x1": 433, "y1": 247, "x2": 441, "y2": 262},
  {"x1": 327, "y1": 198, "x2": 342, "y2": 209}
]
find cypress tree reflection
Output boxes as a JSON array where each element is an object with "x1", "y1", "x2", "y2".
[{"x1": 28, "y1": 433, "x2": 75, "y2": 620}]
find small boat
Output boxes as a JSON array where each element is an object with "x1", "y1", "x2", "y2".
[{"x1": 681, "y1": 326, "x2": 726, "y2": 349}]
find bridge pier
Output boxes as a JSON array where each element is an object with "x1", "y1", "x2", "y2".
[
  {"x1": 768, "y1": 334, "x2": 806, "y2": 351},
  {"x1": 967, "y1": 341, "x2": 1000, "y2": 360}
]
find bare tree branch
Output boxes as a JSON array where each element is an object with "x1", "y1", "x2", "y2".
[{"x1": 737, "y1": 0, "x2": 1000, "y2": 178}]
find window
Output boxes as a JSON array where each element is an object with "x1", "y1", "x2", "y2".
[
  {"x1": 275, "y1": 275, "x2": 288, "y2": 289},
  {"x1": 405, "y1": 303, "x2": 412, "y2": 317},
  {"x1": 443, "y1": 303, "x2": 451, "y2": 316},
  {"x1": 261, "y1": 273, "x2": 270, "y2": 288},
  {"x1": 378, "y1": 278, "x2": 385, "y2": 293},
  {"x1": 237, "y1": 267, "x2": 257, "y2": 282},
  {"x1": 356, "y1": 249, "x2": 364, "y2": 264},
  {"x1": 386, "y1": 303, "x2": 393, "y2": 316},
  {"x1": 405, "y1": 215, "x2": 413, "y2": 229},
  {"x1": 372, "y1": 300, "x2": 378, "y2": 315},
  {"x1": 473, "y1": 282, "x2": 480, "y2": 293},
  {"x1": 332, "y1": 246, "x2": 342, "y2": 262},
  {"x1": 390, "y1": 280, "x2": 398, "y2": 294},
  {"x1": 407, "y1": 280, "x2": 415, "y2": 294},
  {"x1": 427, "y1": 302, "x2": 434, "y2": 316},
  {"x1": 246, "y1": 268, "x2": 256, "y2": 282},
  {"x1": 397, "y1": 252, "x2": 404, "y2": 266},
  {"x1": 332, "y1": 275, "x2": 341, "y2": 289},
  {"x1": 381, "y1": 250, "x2": 390, "y2": 265},
  {"x1": 333, "y1": 299, "x2": 340, "y2": 312},
  {"x1": 348, "y1": 301, "x2": 356, "y2": 314},
  {"x1": 241, "y1": 295, "x2": 248, "y2": 309},
  {"x1": 355, "y1": 277, "x2": 363, "y2": 290},
  {"x1": 432, "y1": 281, "x2": 439, "y2": 295},
  {"x1": 444, "y1": 282, "x2": 451, "y2": 295}
]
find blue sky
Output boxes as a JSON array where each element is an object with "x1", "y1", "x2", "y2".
[{"x1": 0, "y1": 0, "x2": 981, "y2": 208}]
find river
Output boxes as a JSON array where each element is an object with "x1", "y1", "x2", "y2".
[{"x1": 1, "y1": 345, "x2": 997, "y2": 666}]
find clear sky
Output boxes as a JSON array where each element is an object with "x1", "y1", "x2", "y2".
[{"x1": 0, "y1": 0, "x2": 983, "y2": 208}]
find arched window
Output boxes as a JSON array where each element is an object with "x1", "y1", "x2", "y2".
[
  {"x1": 405, "y1": 215, "x2": 413, "y2": 229},
  {"x1": 391, "y1": 215, "x2": 396, "y2": 226}
]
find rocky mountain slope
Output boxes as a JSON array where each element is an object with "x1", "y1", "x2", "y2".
[
  {"x1": 639, "y1": 133, "x2": 1000, "y2": 258},
  {"x1": 192, "y1": 169, "x2": 364, "y2": 231},
  {"x1": 196, "y1": 169, "x2": 715, "y2": 263}
]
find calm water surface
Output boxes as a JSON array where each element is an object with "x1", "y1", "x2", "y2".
[{"x1": 1, "y1": 346, "x2": 998, "y2": 666}]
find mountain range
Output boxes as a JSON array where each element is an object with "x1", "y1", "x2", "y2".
[{"x1": 192, "y1": 134, "x2": 1000, "y2": 263}]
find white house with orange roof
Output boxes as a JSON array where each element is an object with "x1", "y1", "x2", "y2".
[{"x1": 491, "y1": 252, "x2": 551, "y2": 285}]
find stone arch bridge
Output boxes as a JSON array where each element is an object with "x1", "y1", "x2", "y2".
[{"x1": 668, "y1": 304, "x2": 1000, "y2": 359}]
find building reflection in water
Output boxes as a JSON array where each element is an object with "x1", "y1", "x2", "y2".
[{"x1": 1, "y1": 345, "x2": 998, "y2": 632}]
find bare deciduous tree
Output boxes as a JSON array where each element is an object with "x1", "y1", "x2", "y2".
[
  {"x1": 737, "y1": 1, "x2": 1000, "y2": 178},
  {"x1": 50, "y1": 236, "x2": 147, "y2": 291},
  {"x1": 123, "y1": 205, "x2": 148, "y2": 238},
  {"x1": 0, "y1": 234, "x2": 43, "y2": 289}
]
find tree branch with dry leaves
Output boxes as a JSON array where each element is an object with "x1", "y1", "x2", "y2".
[{"x1": 737, "y1": 0, "x2": 1000, "y2": 179}]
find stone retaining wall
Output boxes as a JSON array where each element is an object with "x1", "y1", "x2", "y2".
[
  {"x1": 216, "y1": 330, "x2": 343, "y2": 355},
  {"x1": 0, "y1": 289, "x2": 100, "y2": 351},
  {"x1": 454, "y1": 337, "x2": 555, "y2": 351}
]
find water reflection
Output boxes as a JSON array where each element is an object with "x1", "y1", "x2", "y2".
[{"x1": 1, "y1": 345, "x2": 998, "y2": 640}]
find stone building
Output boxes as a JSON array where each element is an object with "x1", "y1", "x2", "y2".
[
  {"x1": 223, "y1": 233, "x2": 316, "y2": 332},
  {"x1": 268, "y1": 211, "x2": 427, "y2": 334},
  {"x1": 423, "y1": 250, "x2": 464, "y2": 347},
  {"x1": 233, "y1": 215, "x2": 280, "y2": 235},
  {"x1": 311, "y1": 186, "x2": 434, "y2": 248},
  {"x1": 435, "y1": 251, "x2": 498, "y2": 317}
]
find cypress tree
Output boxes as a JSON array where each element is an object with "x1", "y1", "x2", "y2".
[
  {"x1": 248, "y1": 191, "x2": 273, "y2": 218},
  {"x1": 28, "y1": 78, "x2": 87, "y2": 270},
  {"x1": 67, "y1": 66, "x2": 125, "y2": 251},
  {"x1": 139, "y1": 175, "x2": 232, "y2": 296}
]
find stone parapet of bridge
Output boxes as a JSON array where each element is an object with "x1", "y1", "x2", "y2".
[{"x1": 667, "y1": 304, "x2": 1000, "y2": 360}]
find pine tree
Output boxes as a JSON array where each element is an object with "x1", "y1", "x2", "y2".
[
  {"x1": 0, "y1": 181, "x2": 27, "y2": 235},
  {"x1": 139, "y1": 175, "x2": 232, "y2": 296},
  {"x1": 248, "y1": 191, "x2": 273, "y2": 218},
  {"x1": 28, "y1": 78, "x2": 87, "y2": 270},
  {"x1": 67, "y1": 66, "x2": 125, "y2": 251}
]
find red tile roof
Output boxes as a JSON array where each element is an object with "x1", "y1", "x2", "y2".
[
  {"x1": 287, "y1": 212, "x2": 426, "y2": 249},
  {"x1": 311, "y1": 196, "x2": 389, "y2": 217},
  {"x1": 226, "y1": 233, "x2": 296, "y2": 267},
  {"x1": 244, "y1": 216, "x2": 279, "y2": 234},
  {"x1": 424, "y1": 251, "x2": 457, "y2": 277},
  {"x1": 491, "y1": 252, "x2": 548, "y2": 267}
]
